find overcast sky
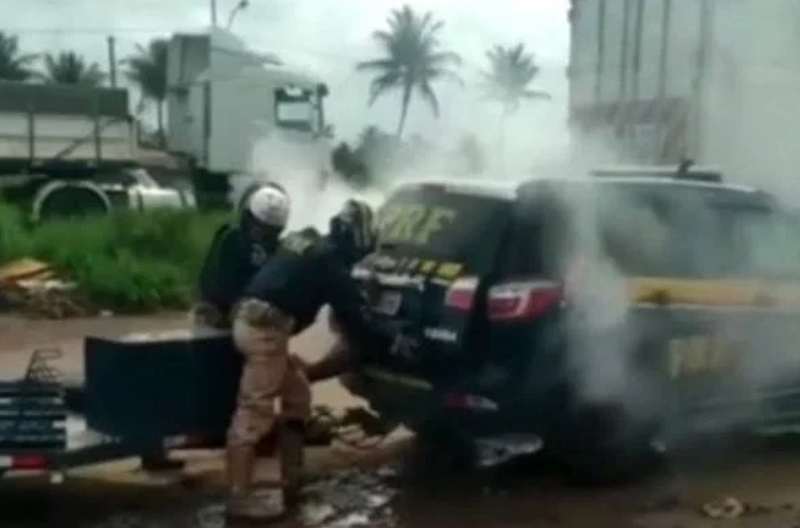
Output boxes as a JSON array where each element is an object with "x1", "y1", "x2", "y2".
[{"x1": 5, "y1": 0, "x2": 571, "y2": 168}]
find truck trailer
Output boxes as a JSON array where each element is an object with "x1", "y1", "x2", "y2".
[
  {"x1": 567, "y1": 0, "x2": 800, "y2": 198},
  {"x1": 0, "y1": 27, "x2": 333, "y2": 221},
  {"x1": 0, "y1": 83, "x2": 193, "y2": 221}
]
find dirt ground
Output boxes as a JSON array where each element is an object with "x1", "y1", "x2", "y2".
[{"x1": 4, "y1": 314, "x2": 800, "y2": 527}]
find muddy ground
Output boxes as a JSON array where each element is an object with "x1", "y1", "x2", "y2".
[{"x1": 4, "y1": 314, "x2": 800, "y2": 527}]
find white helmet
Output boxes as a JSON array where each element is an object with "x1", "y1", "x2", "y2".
[{"x1": 246, "y1": 185, "x2": 291, "y2": 228}]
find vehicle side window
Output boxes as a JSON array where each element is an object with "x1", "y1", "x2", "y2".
[
  {"x1": 598, "y1": 188, "x2": 675, "y2": 276},
  {"x1": 598, "y1": 186, "x2": 732, "y2": 278},
  {"x1": 728, "y1": 208, "x2": 800, "y2": 279}
]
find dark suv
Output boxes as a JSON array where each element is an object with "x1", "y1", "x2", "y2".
[{"x1": 347, "y1": 167, "x2": 800, "y2": 479}]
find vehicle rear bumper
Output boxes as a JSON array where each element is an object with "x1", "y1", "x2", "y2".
[{"x1": 345, "y1": 367, "x2": 563, "y2": 440}]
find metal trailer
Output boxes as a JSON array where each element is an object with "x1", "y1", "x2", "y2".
[
  {"x1": 0, "y1": 332, "x2": 239, "y2": 482},
  {"x1": 567, "y1": 0, "x2": 800, "y2": 192},
  {"x1": 0, "y1": 83, "x2": 194, "y2": 221}
]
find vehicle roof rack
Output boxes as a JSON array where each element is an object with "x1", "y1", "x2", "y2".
[{"x1": 591, "y1": 160, "x2": 723, "y2": 183}]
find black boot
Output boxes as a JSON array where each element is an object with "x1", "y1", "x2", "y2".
[{"x1": 280, "y1": 420, "x2": 306, "y2": 509}]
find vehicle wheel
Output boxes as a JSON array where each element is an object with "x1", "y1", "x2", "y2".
[
  {"x1": 555, "y1": 405, "x2": 659, "y2": 485},
  {"x1": 406, "y1": 424, "x2": 477, "y2": 479},
  {"x1": 38, "y1": 186, "x2": 109, "y2": 222}
]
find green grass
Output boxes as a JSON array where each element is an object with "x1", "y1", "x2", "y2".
[{"x1": 0, "y1": 201, "x2": 231, "y2": 313}]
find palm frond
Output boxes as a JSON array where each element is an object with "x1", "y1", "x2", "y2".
[
  {"x1": 418, "y1": 81, "x2": 440, "y2": 117},
  {"x1": 481, "y1": 42, "x2": 549, "y2": 112}
]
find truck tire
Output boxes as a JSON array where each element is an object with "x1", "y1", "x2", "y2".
[
  {"x1": 32, "y1": 181, "x2": 111, "y2": 223},
  {"x1": 407, "y1": 423, "x2": 477, "y2": 479},
  {"x1": 554, "y1": 403, "x2": 659, "y2": 485}
]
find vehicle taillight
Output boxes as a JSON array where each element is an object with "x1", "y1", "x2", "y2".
[
  {"x1": 487, "y1": 281, "x2": 562, "y2": 322},
  {"x1": 12, "y1": 454, "x2": 48, "y2": 470},
  {"x1": 443, "y1": 393, "x2": 498, "y2": 411},
  {"x1": 444, "y1": 277, "x2": 479, "y2": 311}
]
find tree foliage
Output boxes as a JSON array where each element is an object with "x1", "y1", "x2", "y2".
[
  {"x1": 0, "y1": 32, "x2": 37, "y2": 81},
  {"x1": 357, "y1": 4, "x2": 462, "y2": 138},
  {"x1": 42, "y1": 51, "x2": 104, "y2": 86},
  {"x1": 481, "y1": 43, "x2": 550, "y2": 114},
  {"x1": 124, "y1": 39, "x2": 169, "y2": 145}
]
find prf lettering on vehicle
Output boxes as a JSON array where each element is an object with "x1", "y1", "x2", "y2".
[
  {"x1": 667, "y1": 335, "x2": 737, "y2": 378},
  {"x1": 379, "y1": 205, "x2": 458, "y2": 245}
]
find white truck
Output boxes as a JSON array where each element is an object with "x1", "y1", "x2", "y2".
[
  {"x1": 567, "y1": 0, "x2": 800, "y2": 199},
  {"x1": 0, "y1": 83, "x2": 193, "y2": 221},
  {"x1": 165, "y1": 27, "x2": 334, "y2": 209}
]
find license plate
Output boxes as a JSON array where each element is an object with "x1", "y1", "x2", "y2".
[{"x1": 374, "y1": 291, "x2": 402, "y2": 316}]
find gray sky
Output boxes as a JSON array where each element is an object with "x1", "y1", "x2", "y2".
[{"x1": 5, "y1": 0, "x2": 571, "y2": 167}]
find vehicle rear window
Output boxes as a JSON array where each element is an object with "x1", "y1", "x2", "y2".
[{"x1": 376, "y1": 186, "x2": 510, "y2": 273}]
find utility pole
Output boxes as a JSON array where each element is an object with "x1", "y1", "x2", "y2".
[
  {"x1": 211, "y1": 0, "x2": 218, "y2": 26},
  {"x1": 106, "y1": 36, "x2": 117, "y2": 88}
]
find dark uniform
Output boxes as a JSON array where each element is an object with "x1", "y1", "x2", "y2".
[
  {"x1": 193, "y1": 224, "x2": 268, "y2": 327},
  {"x1": 191, "y1": 182, "x2": 289, "y2": 330},
  {"x1": 225, "y1": 201, "x2": 393, "y2": 521},
  {"x1": 144, "y1": 183, "x2": 288, "y2": 474}
]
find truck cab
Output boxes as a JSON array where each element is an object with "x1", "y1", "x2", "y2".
[{"x1": 166, "y1": 28, "x2": 333, "y2": 209}]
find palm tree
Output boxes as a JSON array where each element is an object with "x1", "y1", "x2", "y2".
[
  {"x1": 481, "y1": 43, "x2": 551, "y2": 152},
  {"x1": 123, "y1": 38, "x2": 168, "y2": 146},
  {"x1": 41, "y1": 51, "x2": 104, "y2": 86},
  {"x1": 0, "y1": 32, "x2": 37, "y2": 81},
  {"x1": 357, "y1": 5, "x2": 462, "y2": 138}
]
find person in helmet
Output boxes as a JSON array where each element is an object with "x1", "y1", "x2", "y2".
[
  {"x1": 191, "y1": 182, "x2": 291, "y2": 330},
  {"x1": 140, "y1": 183, "x2": 290, "y2": 474},
  {"x1": 224, "y1": 199, "x2": 407, "y2": 521}
]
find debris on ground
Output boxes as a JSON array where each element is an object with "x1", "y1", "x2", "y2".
[
  {"x1": 299, "y1": 466, "x2": 399, "y2": 527},
  {"x1": 0, "y1": 258, "x2": 89, "y2": 318},
  {"x1": 475, "y1": 435, "x2": 544, "y2": 468},
  {"x1": 700, "y1": 497, "x2": 745, "y2": 519}
]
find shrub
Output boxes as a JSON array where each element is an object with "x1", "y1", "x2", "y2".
[{"x1": 0, "y1": 206, "x2": 231, "y2": 313}]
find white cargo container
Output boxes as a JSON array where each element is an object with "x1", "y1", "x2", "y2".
[{"x1": 568, "y1": 0, "x2": 800, "y2": 193}]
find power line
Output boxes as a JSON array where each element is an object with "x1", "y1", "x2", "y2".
[
  {"x1": 4, "y1": 26, "x2": 368, "y2": 63},
  {"x1": 2, "y1": 26, "x2": 499, "y2": 75}
]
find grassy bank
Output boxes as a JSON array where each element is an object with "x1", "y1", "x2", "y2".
[{"x1": 0, "y1": 202, "x2": 230, "y2": 312}]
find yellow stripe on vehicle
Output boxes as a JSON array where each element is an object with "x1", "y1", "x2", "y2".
[
  {"x1": 626, "y1": 278, "x2": 800, "y2": 309},
  {"x1": 437, "y1": 262, "x2": 463, "y2": 280}
]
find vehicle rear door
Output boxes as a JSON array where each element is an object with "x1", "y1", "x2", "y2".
[
  {"x1": 594, "y1": 183, "x2": 800, "y2": 437},
  {"x1": 482, "y1": 182, "x2": 571, "y2": 399},
  {"x1": 354, "y1": 183, "x2": 512, "y2": 382}
]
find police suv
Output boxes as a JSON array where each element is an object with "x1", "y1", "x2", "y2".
[{"x1": 348, "y1": 165, "x2": 800, "y2": 480}]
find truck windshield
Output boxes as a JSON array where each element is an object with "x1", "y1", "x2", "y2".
[{"x1": 274, "y1": 86, "x2": 322, "y2": 134}]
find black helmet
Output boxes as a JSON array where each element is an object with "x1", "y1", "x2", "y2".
[{"x1": 329, "y1": 199, "x2": 376, "y2": 264}]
